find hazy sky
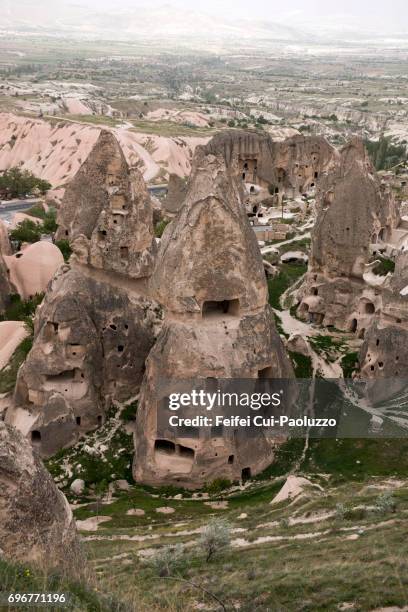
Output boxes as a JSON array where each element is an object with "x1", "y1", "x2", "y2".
[
  {"x1": 80, "y1": 0, "x2": 408, "y2": 30},
  {"x1": 3, "y1": 0, "x2": 408, "y2": 33}
]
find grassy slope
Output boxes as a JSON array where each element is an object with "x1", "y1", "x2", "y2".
[{"x1": 75, "y1": 477, "x2": 408, "y2": 611}]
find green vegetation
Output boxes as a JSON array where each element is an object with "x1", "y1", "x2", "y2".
[
  {"x1": 0, "y1": 559, "x2": 128, "y2": 612},
  {"x1": 341, "y1": 352, "x2": 359, "y2": 378},
  {"x1": 55, "y1": 238, "x2": 72, "y2": 262},
  {"x1": 0, "y1": 167, "x2": 51, "y2": 199},
  {"x1": 304, "y1": 438, "x2": 408, "y2": 479},
  {"x1": 309, "y1": 335, "x2": 345, "y2": 362},
  {"x1": 130, "y1": 120, "x2": 215, "y2": 137},
  {"x1": 289, "y1": 351, "x2": 313, "y2": 378},
  {"x1": 9, "y1": 219, "x2": 42, "y2": 243},
  {"x1": 204, "y1": 478, "x2": 232, "y2": 496},
  {"x1": 365, "y1": 136, "x2": 407, "y2": 171},
  {"x1": 267, "y1": 262, "x2": 307, "y2": 310},
  {"x1": 199, "y1": 519, "x2": 231, "y2": 562},
  {"x1": 120, "y1": 402, "x2": 138, "y2": 423},
  {"x1": 0, "y1": 335, "x2": 32, "y2": 394},
  {"x1": 46, "y1": 409, "x2": 134, "y2": 492},
  {"x1": 0, "y1": 294, "x2": 43, "y2": 393},
  {"x1": 373, "y1": 256, "x2": 395, "y2": 276},
  {"x1": 154, "y1": 219, "x2": 170, "y2": 238},
  {"x1": 0, "y1": 293, "x2": 43, "y2": 325},
  {"x1": 9, "y1": 209, "x2": 58, "y2": 243}
]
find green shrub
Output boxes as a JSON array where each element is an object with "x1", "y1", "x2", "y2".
[
  {"x1": 148, "y1": 544, "x2": 186, "y2": 577},
  {"x1": 0, "y1": 293, "x2": 43, "y2": 325},
  {"x1": 374, "y1": 491, "x2": 396, "y2": 515},
  {"x1": 289, "y1": 351, "x2": 313, "y2": 378},
  {"x1": 199, "y1": 518, "x2": 231, "y2": 562},
  {"x1": 0, "y1": 167, "x2": 51, "y2": 199},
  {"x1": 204, "y1": 478, "x2": 231, "y2": 495},
  {"x1": 120, "y1": 402, "x2": 138, "y2": 422},
  {"x1": 10, "y1": 219, "x2": 42, "y2": 243},
  {"x1": 154, "y1": 219, "x2": 170, "y2": 238},
  {"x1": 341, "y1": 352, "x2": 359, "y2": 378},
  {"x1": 55, "y1": 239, "x2": 72, "y2": 262},
  {"x1": 373, "y1": 256, "x2": 395, "y2": 276},
  {"x1": 268, "y1": 263, "x2": 307, "y2": 310}
]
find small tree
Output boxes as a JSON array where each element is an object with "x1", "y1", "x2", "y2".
[
  {"x1": 9, "y1": 219, "x2": 42, "y2": 244},
  {"x1": 149, "y1": 544, "x2": 185, "y2": 577},
  {"x1": 199, "y1": 518, "x2": 231, "y2": 562},
  {"x1": 374, "y1": 491, "x2": 396, "y2": 515}
]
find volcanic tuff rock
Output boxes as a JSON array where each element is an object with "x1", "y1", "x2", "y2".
[
  {"x1": 10, "y1": 265, "x2": 161, "y2": 456},
  {"x1": 359, "y1": 251, "x2": 408, "y2": 381},
  {"x1": 56, "y1": 130, "x2": 157, "y2": 279},
  {"x1": 163, "y1": 173, "x2": 188, "y2": 215},
  {"x1": 150, "y1": 146, "x2": 267, "y2": 316},
  {"x1": 0, "y1": 254, "x2": 11, "y2": 314},
  {"x1": 297, "y1": 138, "x2": 398, "y2": 331},
  {"x1": 134, "y1": 138, "x2": 293, "y2": 488},
  {"x1": 4, "y1": 241, "x2": 64, "y2": 301},
  {"x1": 0, "y1": 422, "x2": 81, "y2": 573},
  {"x1": 0, "y1": 220, "x2": 11, "y2": 313},
  {"x1": 8, "y1": 132, "x2": 161, "y2": 456},
  {"x1": 203, "y1": 130, "x2": 336, "y2": 195}
]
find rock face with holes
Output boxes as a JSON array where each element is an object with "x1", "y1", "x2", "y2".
[
  {"x1": 203, "y1": 130, "x2": 336, "y2": 195},
  {"x1": 134, "y1": 140, "x2": 294, "y2": 488},
  {"x1": 297, "y1": 138, "x2": 398, "y2": 333},
  {"x1": 7, "y1": 133, "x2": 161, "y2": 456},
  {"x1": 56, "y1": 129, "x2": 157, "y2": 278},
  {"x1": 359, "y1": 251, "x2": 408, "y2": 382},
  {"x1": 0, "y1": 220, "x2": 11, "y2": 313},
  {"x1": 0, "y1": 421, "x2": 81, "y2": 573}
]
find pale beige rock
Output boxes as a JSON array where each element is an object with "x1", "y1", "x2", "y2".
[
  {"x1": 0, "y1": 321, "x2": 30, "y2": 370},
  {"x1": 134, "y1": 135, "x2": 294, "y2": 488},
  {"x1": 8, "y1": 133, "x2": 161, "y2": 457},
  {"x1": 0, "y1": 221, "x2": 12, "y2": 314},
  {"x1": 0, "y1": 219, "x2": 11, "y2": 255},
  {"x1": 10, "y1": 212, "x2": 42, "y2": 228},
  {"x1": 297, "y1": 138, "x2": 398, "y2": 332},
  {"x1": 56, "y1": 130, "x2": 157, "y2": 279},
  {"x1": 0, "y1": 422, "x2": 81, "y2": 574},
  {"x1": 9, "y1": 265, "x2": 160, "y2": 456},
  {"x1": 4, "y1": 241, "x2": 64, "y2": 300},
  {"x1": 271, "y1": 475, "x2": 316, "y2": 504}
]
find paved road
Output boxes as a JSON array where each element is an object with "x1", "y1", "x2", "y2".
[{"x1": 0, "y1": 199, "x2": 41, "y2": 224}]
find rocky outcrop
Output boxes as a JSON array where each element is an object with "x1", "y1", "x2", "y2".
[
  {"x1": 56, "y1": 130, "x2": 157, "y2": 278},
  {"x1": 163, "y1": 173, "x2": 188, "y2": 215},
  {"x1": 0, "y1": 254, "x2": 11, "y2": 314},
  {"x1": 150, "y1": 146, "x2": 267, "y2": 316},
  {"x1": 134, "y1": 139, "x2": 293, "y2": 488},
  {"x1": 0, "y1": 422, "x2": 81, "y2": 573},
  {"x1": 359, "y1": 251, "x2": 408, "y2": 380},
  {"x1": 0, "y1": 220, "x2": 11, "y2": 313},
  {"x1": 297, "y1": 139, "x2": 398, "y2": 332},
  {"x1": 0, "y1": 113, "x2": 206, "y2": 199},
  {"x1": 8, "y1": 132, "x2": 161, "y2": 456},
  {"x1": 203, "y1": 130, "x2": 336, "y2": 195},
  {"x1": 4, "y1": 241, "x2": 64, "y2": 301},
  {"x1": 0, "y1": 219, "x2": 11, "y2": 256}
]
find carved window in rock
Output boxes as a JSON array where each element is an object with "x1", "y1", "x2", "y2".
[
  {"x1": 202, "y1": 299, "x2": 240, "y2": 318},
  {"x1": 241, "y1": 467, "x2": 251, "y2": 480},
  {"x1": 258, "y1": 366, "x2": 273, "y2": 379}
]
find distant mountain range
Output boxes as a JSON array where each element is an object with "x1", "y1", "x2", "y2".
[{"x1": 1, "y1": 1, "x2": 407, "y2": 45}]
